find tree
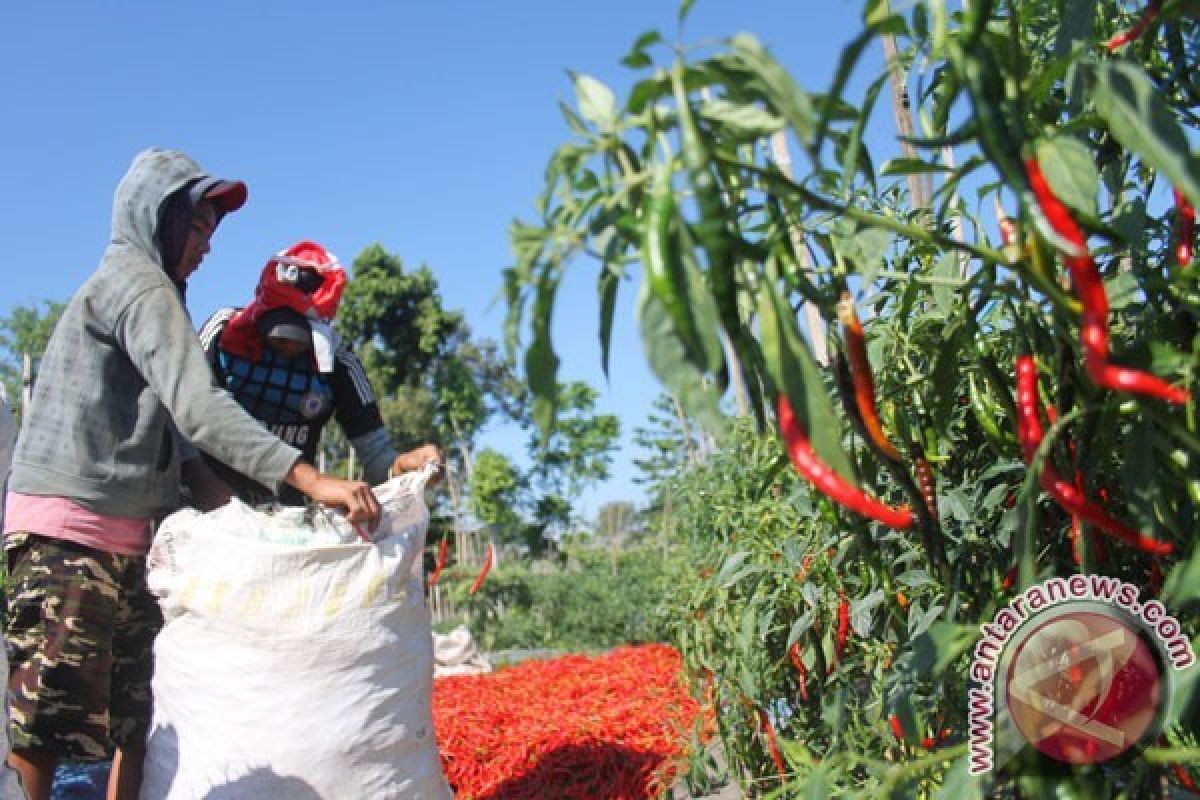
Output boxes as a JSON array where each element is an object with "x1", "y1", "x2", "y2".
[
  {"x1": 337, "y1": 243, "x2": 464, "y2": 396},
  {"x1": 631, "y1": 393, "x2": 703, "y2": 498},
  {"x1": 0, "y1": 300, "x2": 65, "y2": 416},
  {"x1": 528, "y1": 381, "x2": 620, "y2": 531},
  {"x1": 467, "y1": 448, "x2": 523, "y2": 541}
]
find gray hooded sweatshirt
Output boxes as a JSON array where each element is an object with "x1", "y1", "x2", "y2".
[{"x1": 9, "y1": 149, "x2": 301, "y2": 521}]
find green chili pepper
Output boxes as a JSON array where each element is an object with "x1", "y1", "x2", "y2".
[{"x1": 641, "y1": 162, "x2": 709, "y2": 366}]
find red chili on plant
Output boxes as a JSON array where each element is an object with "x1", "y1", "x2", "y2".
[
  {"x1": 1174, "y1": 188, "x2": 1195, "y2": 268},
  {"x1": 834, "y1": 594, "x2": 851, "y2": 666},
  {"x1": 469, "y1": 542, "x2": 494, "y2": 594},
  {"x1": 428, "y1": 537, "x2": 449, "y2": 587},
  {"x1": 1104, "y1": 0, "x2": 1163, "y2": 50},
  {"x1": 837, "y1": 292, "x2": 903, "y2": 461},
  {"x1": 756, "y1": 709, "x2": 788, "y2": 782},
  {"x1": 788, "y1": 642, "x2": 809, "y2": 702},
  {"x1": 1015, "y1": 355, "x2": 1173, "y2": 555},
  {"x1": 1025, "y1": 159, "x2": 1190, "y2": 406},
  {"x1": 777, "y1": 395, "x2": 914, "y2": 529}
]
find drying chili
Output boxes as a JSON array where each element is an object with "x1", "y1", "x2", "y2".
[
  {"x1": 469, "y1": 542, "x2": 494, "y2": 594},
  {"x1": 433, "y1": 644, "x2": 711, "y2": 799},
  {"x1": 1175, "y1": 188, "x2": 1195, "y2": 268},
  {"x1": 1104, "y1": 0, "x2": 1164, "y2": 50},
  {"x1": 429, "y1": 537, "x2": 449, "y2": 587},
  {"x1": 1016, "y1": 355, "x2": 1173, "y2": 555},
  {"x1": 777, "y1": 395, "x2": 915, "y2": 529},
  {"x1": 837, "y1": 292, "x2": 902, "y2": 461},
  {"x1": 1025, "y1": 158, "x2": 1190, "y2": 405}
]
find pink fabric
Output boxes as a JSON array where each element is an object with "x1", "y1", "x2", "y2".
[{"x1": 3, "y1": 492, "x2": 153, "y2": 556}]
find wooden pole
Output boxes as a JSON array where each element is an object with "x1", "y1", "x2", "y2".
[
  {"x1": 770, "y1": 132, "x2": 830, "y2": 366},
  {"x1": 881, "y1": 34, "x2": 932, "y2": 210}
]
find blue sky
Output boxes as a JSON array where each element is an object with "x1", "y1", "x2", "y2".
[{"x1": 0, "y1": 0, "x2": 890, "y2": 516}]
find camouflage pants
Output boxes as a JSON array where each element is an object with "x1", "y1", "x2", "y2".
[{"x1": 4, "y1": 532, "x2": 162, "y2": 761}]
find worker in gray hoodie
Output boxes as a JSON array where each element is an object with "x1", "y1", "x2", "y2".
[{"x1": 2, "y1": 148, "x2": 381, "y2": 800}]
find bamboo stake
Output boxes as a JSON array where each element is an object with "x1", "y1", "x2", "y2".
[
  {"x1": 881, "y1": 34, "x2": 932, "y2": 210},
  {"x1": 770, "y1": 131, "x2": 830, "y2": 366}
]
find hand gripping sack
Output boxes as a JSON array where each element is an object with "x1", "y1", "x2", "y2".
[{"x1": 140, "y1": 467, "x2": 451, "y2": 800}]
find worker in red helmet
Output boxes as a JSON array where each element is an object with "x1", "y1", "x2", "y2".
[{"x1": 196, "y1": 240, "x2": 441, "y2": 506}]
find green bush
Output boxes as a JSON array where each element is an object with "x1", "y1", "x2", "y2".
[{"x1": 457, "y1": 544, "x2": 675, "y2": 652}]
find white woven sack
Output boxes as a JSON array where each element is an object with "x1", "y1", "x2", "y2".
[{"x1": 140, "y1": 466, "x2": 451, "y2": 800}]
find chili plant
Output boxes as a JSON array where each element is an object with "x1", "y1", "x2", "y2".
[{"x1": 505, "y1": 0, "x2": 1200, "y2": 796}]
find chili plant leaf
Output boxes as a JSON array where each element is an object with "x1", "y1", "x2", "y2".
[
  {"x1": 635, "y1": 282, "x2": 726, "y2": 437},
  {"x1": 597, "y1": 263, "x2": 619, "y2": 379},
  {"x1": 1089, "y1": 60, "x2": 1200, "y2": 209},
  {"x1": 1034, "y1": 135, "x2": 1099, "y2": 217},
  {"x1": 758, "y1": 263, "x2": 856, "y2": 481},
  {"x1": 729, "y1": 33, "x2": 816, "y2": 143},
  {"x1": 698, "y1": 97, "x2": 785, "y2": 140},
  {"x1": 572, "y1": 72, "x2": 619, "y2": 132},
  {"x1": 526, "y1": 267, "x2": 562, "y2": 436}
]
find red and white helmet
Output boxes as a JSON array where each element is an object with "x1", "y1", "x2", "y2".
[{"x1": 256, "y1": 240, "x2": 347, "y2": 322}]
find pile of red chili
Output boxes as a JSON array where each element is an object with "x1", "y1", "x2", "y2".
[{"x1": 433, "y1": 644, "x2": 711, "y2": 799}]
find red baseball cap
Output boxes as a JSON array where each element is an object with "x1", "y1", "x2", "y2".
[{"x1": 188, "y1": 175, "x2": 248, "y2": 213}]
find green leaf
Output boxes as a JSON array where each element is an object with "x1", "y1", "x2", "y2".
[
  {"x1": 813, "y1": 28, "x2": 875, "y2": 156},
  {"x1": 910, "y1": 621, "x2": 977, "y2": 676},
  {"x1": 934, "y1": 757, "x2": 985, "y2": 800},
  {"x1": 1090, "y1": 60, "x2": 1200, "y2": 209},
  {"x1": 698, "y1": 97, "x2": 785, "y2": 139},
  {"x1": 1163, "y1": 543, "x2": 1200, "y2": 607},
  {"x1": 757, "y1": 262, "x2": 855, "y2": 481},
  {"x1": 597, "y1": 264, "x2": 619, "y2": 379},
  {"x1": 730, "y1": 33, "x2": 816, "y2": 142},
  {"x1": 526, "y1": 269, "x2": 562, "y2": 436},
  {"x1": 880, "y1": 157, "x2": 953, "y2": 177},
  {"x1": 678, "y1": 0, "x2": 696, "y2": 24},
  {"x1": 635, "y1": 283, "x2": 726, "y2": 437},
  {"x1": 572, "y1": 73, "x2": 618, "y2": 132},
  {"x1": 621, "y1": 30, "x2": 662, "y2": 69},
  {"x1": 1104, "y1": 270, "x2": 1141, "y2": 311},
  {"x1": 1034, "y1": 135, "x2": 1099, "y2": 217}
]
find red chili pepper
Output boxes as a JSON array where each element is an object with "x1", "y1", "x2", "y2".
[
  {"x1": 1175, "y1": 188, "x2": 1195, "y2": 268},
  {"x1": 1025, "y1": 159, "x2": 1190, "y2": 405},
  {"x1": 1002, "y1": 566, "x2": 1017, "y2": 590},
  {"x1": 888, "y1": 713, "x2": 905, "y2": 740},
  {"x1": 837, "y1": 293, "x2": 902, "y2": 461},
  {"x1": 1105, "y1": 0, "x2": 1163, "y2": 50},
  {"x1": 428, "y1": 537, "x2": 449, "y2": 587},
  {"x1": 469, "y1": 542, "x2": 494, "y2": 594},
  {"x1": 834, "y1": 594, "x2": 851, "y2": 665},
  {"x1": 756, "y1": 709, "x2": 788, "y2": 782},
  {"x1": 788, "y1": 643, "x2": 809, "y2": 702},
  {"x1": 1174, "y1": 763, "x2": 1199, "y2": 792},
  {"x1": 1016, "y1": 355, "x2": 1173, "y2": 555},
  {"x1": 777, "y1": 395, "x2": 914, "y2": 529}
]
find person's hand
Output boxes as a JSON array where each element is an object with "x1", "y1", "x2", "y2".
[
  {"x1": 286, "y1": 462, "x2": 382, "y2": 529},
  {"x1": 392, "y1": 444, "x2": 444, "y2": 483}
]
